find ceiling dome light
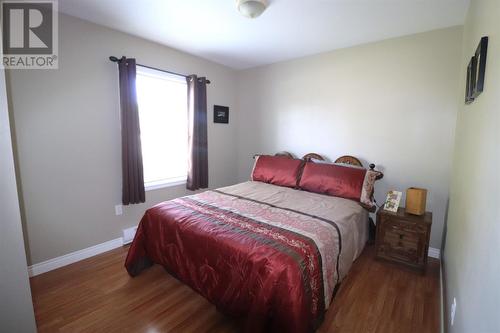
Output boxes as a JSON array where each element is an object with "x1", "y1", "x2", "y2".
[{"x1": 237, "y1": 0, "x2": 268, "y2": 19}]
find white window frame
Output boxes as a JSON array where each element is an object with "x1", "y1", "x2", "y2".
[
  {"x1": 136, "y1": 65, "x2": 188, "y2": 191},
  {"x1": 144, "y1": 176, "x2": 187, "y2": 191}
]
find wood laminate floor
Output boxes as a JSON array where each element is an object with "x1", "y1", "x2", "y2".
[{"x1": 30, "y1": 245, "x2": 440, "y2": 332}]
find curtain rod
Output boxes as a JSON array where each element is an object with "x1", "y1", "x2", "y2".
[{"x1": 109, "y1": 56, "x2": 211, "y2": 84}]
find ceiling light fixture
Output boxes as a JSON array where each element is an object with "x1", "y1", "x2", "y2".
[{"x1": 237, "y1": 0, "x2": 268, "y2": 19}]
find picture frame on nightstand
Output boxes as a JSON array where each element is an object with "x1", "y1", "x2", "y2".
[{"x1": 383, "y1": 190, "x2": 402, "y2": 213}]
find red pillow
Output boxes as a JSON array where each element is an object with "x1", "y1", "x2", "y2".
[
  {"x1": 252, "y1": 155, "x2": 303, "y2": 188},
  {"x1": 299, "y1": 162, "x2": 367, "y2": 201}
]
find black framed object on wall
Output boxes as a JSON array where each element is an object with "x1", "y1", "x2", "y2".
[
  {"x1": 465, "y1": 57, "x2": 475, "y2": 104},
  {"x1": 472, "y1": 36, "x2": 488, "y2": 98},
  {"x1": 214, "y1": 105, "x2": 229, "y2": 123}
]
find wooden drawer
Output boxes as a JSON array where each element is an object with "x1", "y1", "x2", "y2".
[
  {"x1": 380, "y1": 230, "x2": 420, "y2": 263},
  {"x1": 390, "y1": 219, "x2": 427, "y2": 234},
  {"x1": 385, "y1": 223, "x2": 419, "y2": 242},
  {"x1": 384, "y1": 230, "x2": 418, "y2": 249},
  {"x1": 377, "y1": 243, "x2": 419, "y2": 264},
  {"x1": 380, "y1": 215, "x2": 427, "y2": 234}
]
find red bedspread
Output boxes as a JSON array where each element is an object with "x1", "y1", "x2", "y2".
[{"x1": 125, "y1": 184, "x2": 352, "y2": 332}]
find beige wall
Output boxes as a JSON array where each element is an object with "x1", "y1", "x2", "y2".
[
  {"x1": 0, "y1": 66, "x2": 36, "y2": 331},
  {"x1": 236, "y1": 27, "x2": 463, "y2": 249},
  {"x1": 7, "y1": 14, "x2": 238, "y2": 265},
  {"x1": 444, "y1": 0, "x2": 500, "y2": 331}
]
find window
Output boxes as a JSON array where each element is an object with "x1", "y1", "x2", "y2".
[{"x1": 135, "y1": 66, "x2": 188, "y2": 190}]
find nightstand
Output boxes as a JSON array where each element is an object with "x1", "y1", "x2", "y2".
[{"x1": 375, "y1": 207, "x2": 432, "y2": 273}]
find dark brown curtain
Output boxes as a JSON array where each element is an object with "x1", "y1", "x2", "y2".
[
  {"x1": 118, "y1": 57, "x2": 145, "y2": 204},
  {"x1": 186, "y1": 75, "x2": 208, "y2": 190}
]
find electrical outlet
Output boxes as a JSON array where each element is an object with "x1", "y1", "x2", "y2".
[
  {"x1": 115, "y1": 204, "x2": 123, "y2": 216},
  {"x1": 450, "y1": 297, "x2": 457, "y2": 326}
]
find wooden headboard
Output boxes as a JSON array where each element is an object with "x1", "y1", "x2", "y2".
[
  {"x1": 302, "y1": 153, "x2": 325, "y2": 162},
  {"x1": 274, "y1": 151, "x2": 294, "y2": 158},
  {"x1": 335, "y1": 155, "x2": 363, "y2": 167},
  {"x1": 301, "y1": 152, "x2": 383, "y2": 179},
  {"x1": 302, "y1": 153, "x2": 362, "y2": 166},
  {"x1": 253, "y1": 151, "x2": 294, "y2": 159},
  {"x1": 302, "y1": 153, "x2": 362, "y2": 167}
]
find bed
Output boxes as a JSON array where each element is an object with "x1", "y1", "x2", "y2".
[{"x1": 125, "y1": 153, "x2": 382, "y2": 332}]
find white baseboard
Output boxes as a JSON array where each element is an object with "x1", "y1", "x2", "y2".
[
  {"x1": 28, "y1": 237, "x2": 124, "y2": 277},
  {"x1": 428, "y1": 247, "x2": 441, "y2": 259}
]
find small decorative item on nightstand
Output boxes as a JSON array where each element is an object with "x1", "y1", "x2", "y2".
[
  {"x1": 405, "y1": 187, "x2": 427, "y2": 215},
  {"x1": 383, "y1": 190, "x2": 402, "y2": 213},
  {"x1": 375, "y1": 207, "x2": 432, "y2": 273}
]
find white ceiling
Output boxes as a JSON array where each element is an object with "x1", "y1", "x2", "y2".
[{"x1": 59, "y1": 0, "x2": 470, "y2": 69}]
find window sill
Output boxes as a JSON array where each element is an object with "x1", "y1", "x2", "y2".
[{"x1": 145, "y1": 178, "x2": 186, "y2": 192}]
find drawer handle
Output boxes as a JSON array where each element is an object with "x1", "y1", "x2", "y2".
[{"x1": 399, "y1": 234, "x2": 404, "y2": 240}]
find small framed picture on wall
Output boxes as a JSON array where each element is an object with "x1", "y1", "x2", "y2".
[
  {"x1": 472, "y1": 36, "x2": 488, "y2": 98},
  {"x1": 214, "y1": 105, "x2": 229, "y2": 124},
  {"x1": 465, "y1": 56, "x2": 475, "y2": 104},
  {"x1": 465, "y1": 36, "x2": 488, "y2": 105}
]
